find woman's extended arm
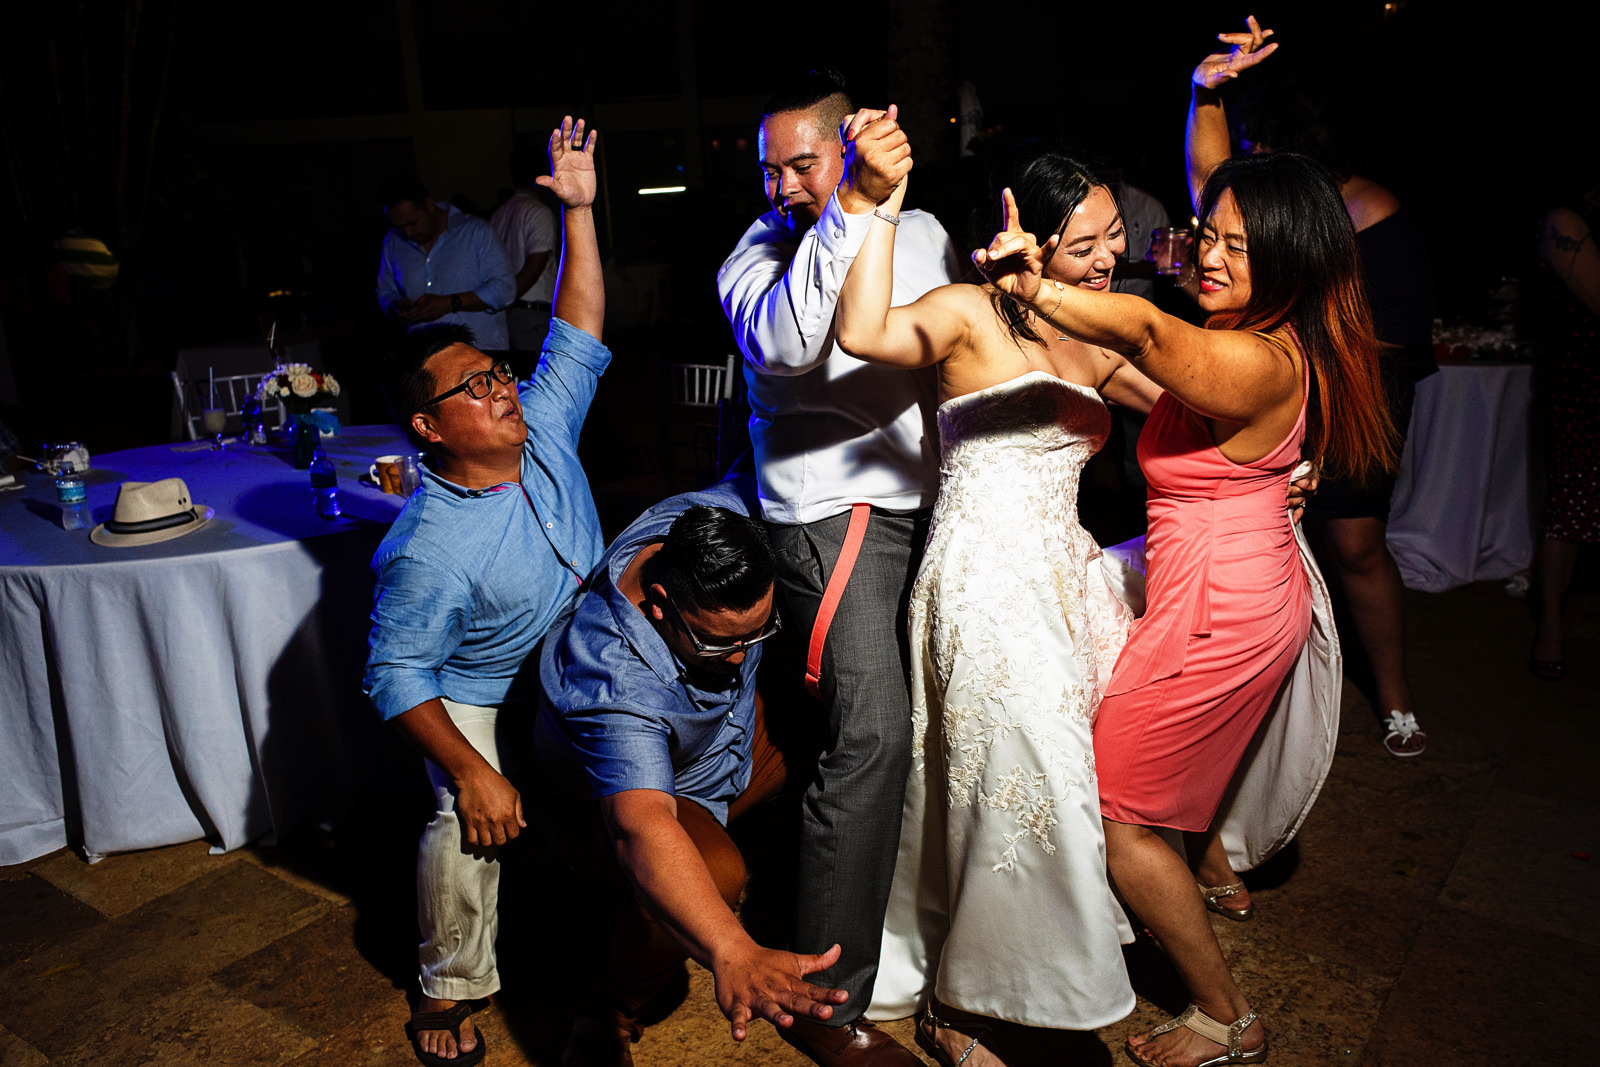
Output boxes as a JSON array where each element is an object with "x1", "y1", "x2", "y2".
[
  {"x1": 1096, "y1": 353, "x2": 1163, "y2": 415},
  {"x1": 834, "y1": 179, "x2": 972, "y2": 367},
  {"x1": 1185, "y1": 18, "x2": 1277, "y2": 213},
  {"x1": 976, "y1": 190, "x2": 1297, "y2": 427}
]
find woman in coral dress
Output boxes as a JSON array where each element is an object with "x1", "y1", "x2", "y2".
[{"x1": 979, "y1": 33, "x2": 1395, "y2": 1067}]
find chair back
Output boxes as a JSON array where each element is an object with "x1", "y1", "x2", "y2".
[
  {"x1": 659, "y1": 354, "x2": 736, "y2": 408},
  {"x1": 170, "y1": 371, "x2": 288, "y2": 440}
]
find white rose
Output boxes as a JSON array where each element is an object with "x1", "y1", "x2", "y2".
[
  {"x1": 278, "y1": 385, "x2": 291, "y2": 397},
  {"x1": 289, "y1": 373, "x2": 318, "y2": 398},
  {"x1": 323, "y1": 375, "x2": 341, "y2": 396}
]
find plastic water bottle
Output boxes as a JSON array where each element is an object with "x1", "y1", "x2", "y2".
[
  {"x1": 309, "y1": 449, "x2": 340, "y2": 519},
  {"x1": 56, "y1": 461, "x2": 90, "y2": 530}
]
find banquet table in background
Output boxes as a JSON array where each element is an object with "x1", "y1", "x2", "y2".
[
  {"x1": 0, "y1": 426, "x2": 417, "y2": 866},
  {"x1": 1387, "y1": 362, "x2": 1535, "y2": 593}
]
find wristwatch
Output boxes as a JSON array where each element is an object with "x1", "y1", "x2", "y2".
[{"x1": 450, "y1": 294, "x2": 463, "y2": 313}]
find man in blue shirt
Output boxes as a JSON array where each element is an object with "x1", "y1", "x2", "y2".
[
  {"x1": 537, "y1": 481, "x2": 848, "y2": 1066},
  {"x1": 364, "y1": 118, "x2": 604, "y2": 1067},
  {"x1": 377, "y1": 174, "x2": 518, "y2": 351}
]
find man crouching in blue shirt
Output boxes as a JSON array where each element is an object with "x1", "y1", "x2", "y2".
[
  {"x1": 363, "y1": 117, "x2": 605, "y2": 1067},
  {"x1": 536, "y1": 479, "x2": 849, "y2": 1065}
]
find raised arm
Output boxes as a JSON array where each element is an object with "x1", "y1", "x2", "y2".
[
  {"x1": 602, "y1": 789, "x2": 848, "y2": 1041},
  {"x1": 717, "y1": 106, "x2": 914, "y2": 376},
  {"x1": 833, "y1": 179, "x2": 972, "y2": 368},
  {"x1": 539, "y1": 117, "x2": 603, "y2": 340},
  {"x1": 1186, "y1": 17, "x2": 1277, "y2": 213},
  {"x1": 976, "y1": 189, "x2": 1297, "y2": 426}
]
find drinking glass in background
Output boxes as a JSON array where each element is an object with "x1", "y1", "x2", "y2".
[
  {"x1": 397, "y1": 454, "x2": 422, "y2": 496},
  {"x1": 1147, "y1": 226, "x2": 1193, "y2": 277},
  {"x1": 202, "y1": 407, "x2": 228, "y2": 450}
]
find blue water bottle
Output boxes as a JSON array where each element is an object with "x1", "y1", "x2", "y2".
[
  {"x1": 56, "y1": 461, "x2": 89, "y2": 530},
  {"x1": 309, "y1": 448, "x2": 340, "y2": 519}
]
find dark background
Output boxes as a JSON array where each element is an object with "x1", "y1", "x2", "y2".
[{"x1": 0, "y1": 0, "x2": 1587, "y2": 460}]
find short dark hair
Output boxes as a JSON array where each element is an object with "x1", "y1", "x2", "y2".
[
  {"x1": 380, "y1": 174, "x2": 431, "y2": 211},
  {"x1": 761, "y1": 68, "x2": 853, "y2": 139},
  {"x1": 378, "y1": 322, "x2": 478, "y2": 446},
  {"x1": 644, "y1": 505, "x2": 775, "y2": 614}
]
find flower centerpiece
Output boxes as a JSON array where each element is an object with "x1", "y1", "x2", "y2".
[
  {"x1": 256, "y1": 363, "x2": 342, "y2": 467},
  {"x1": 1431, "y1": 322, "x2": 1526, "y2": 363}
]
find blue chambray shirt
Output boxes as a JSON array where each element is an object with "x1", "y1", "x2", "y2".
[
  {"x1": 536, "y1": 477, "x2": 763, "y2": 826},
  {"x1": 375, "y1": 201, "x2": 518, "y2": 350},
  {"x1": 363, "y1": 317, "x2": 609, "y2": 720}
]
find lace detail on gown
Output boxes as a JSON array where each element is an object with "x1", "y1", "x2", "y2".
[
  {"x1": 872, "y1": 371, "x2": 1136, "y2": 1030},
  {"x1": 910, "y1": 373, "x2": 1128, "y2": 865}
]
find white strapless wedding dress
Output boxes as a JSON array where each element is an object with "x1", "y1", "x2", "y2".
[{"x1": 868, "y1": 371, "x2": 1137, "y2": 1030}]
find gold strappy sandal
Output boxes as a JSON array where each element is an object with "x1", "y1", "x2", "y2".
[
  {"x1": 1127, "y1": 1003, "x2": 1266, "y2": 1067},
  {"x1": 1198, "y1": 881, "x2": 1254, "y2": 922}
]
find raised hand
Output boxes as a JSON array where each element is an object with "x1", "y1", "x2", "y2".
[
  {"x1": 713, "y1": 942, "x2": 849, "y2": 1041},
  {"x1": 537, "y1": 116, "x2": 597, "y2": 208},
  {"x1": 971, "y1": 187, "x2": 1052, "y2": 303},
  {"x1": 841, "y1": 104, "x2": 911, "y2": 209},
  {"x1": 1192, "y1": 15, "x2": 1277, "y2": 91}
]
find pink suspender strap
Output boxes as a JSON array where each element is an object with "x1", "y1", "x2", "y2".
[{"x1": 804, "y1": 503, "x2": 872, "y2": 700}]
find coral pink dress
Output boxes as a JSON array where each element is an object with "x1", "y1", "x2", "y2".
[{"x1": 1095, "y1": 355, "x2": 1313, "y2": 832}]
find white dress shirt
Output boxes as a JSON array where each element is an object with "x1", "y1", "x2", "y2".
[
  {"x1": 718, "y1": 191, "x2": 965, "y2": 525},
  {"x1": 490, "y1": 189, "x2": 558, "y2": 305}
]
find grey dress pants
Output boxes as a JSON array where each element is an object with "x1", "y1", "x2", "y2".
[{"x1": 768, "y1": 506, "x2": 930, "y2": 1022}]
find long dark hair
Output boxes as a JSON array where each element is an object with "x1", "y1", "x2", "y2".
[
  {"x1": 989, "y1": 142, "x2": 1114, "y2": 347},
  {"x1": 1197, "y1": 153, "x2": 1397, "y2": 485}
]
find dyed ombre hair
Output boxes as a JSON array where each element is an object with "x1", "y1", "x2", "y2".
[{"x1": 1197, "y1": 153, "x2": 1397, "y2": 486}]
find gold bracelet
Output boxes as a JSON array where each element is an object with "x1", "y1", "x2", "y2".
[{"x1": 1042, "y1": 279, "x2": 1065, "y2": 323}]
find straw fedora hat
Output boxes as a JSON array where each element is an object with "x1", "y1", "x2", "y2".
[{"x1": 90, "y1": 477, "x2": 214, "y2": 547}]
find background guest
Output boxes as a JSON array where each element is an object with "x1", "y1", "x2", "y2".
[
  {"x1": 490, "y1": 143, "x2": 559, "y2": 368},
  {"x1": 377, "y1": 173, "x2": 518, "y2": 353},
  {"x1": 1223, "y1": 42, "x2": 1437, "y2": 758},
  {"x1": 1530, "y1": 184, "x2": 1600, "y2": 679}
]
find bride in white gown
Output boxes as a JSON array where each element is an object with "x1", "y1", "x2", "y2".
[{"x1": 834, "y1": 140, "x2": 1162, "y2": 1065}]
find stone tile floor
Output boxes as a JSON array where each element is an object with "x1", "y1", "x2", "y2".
[{"x1": 3, "y1": 577, "x2": 1595, "y2": 1066}]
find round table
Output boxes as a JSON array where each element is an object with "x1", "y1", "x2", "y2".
[
  {"x1": 1387, "y1": 362, "x2": 1535, "y2": 593},
  {"x1": 1, "y1": 426, "x2": 415, "y2": 864}
]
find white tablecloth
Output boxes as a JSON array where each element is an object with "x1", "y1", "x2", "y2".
[
  {"x1": 1387, "y1": 363, "x2": 1534, "y2": 593},
  {"x1": 1, "y1": 427, "x2": 413, "y2": 865}
]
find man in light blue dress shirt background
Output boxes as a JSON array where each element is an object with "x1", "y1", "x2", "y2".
[{"x1": 377, "y1": 173, "x2": 518, "y2": 351}]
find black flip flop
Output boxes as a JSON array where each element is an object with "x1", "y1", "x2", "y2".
[{"x1": 405, "y1": 1001, "x2": 487, "y2": 1067}]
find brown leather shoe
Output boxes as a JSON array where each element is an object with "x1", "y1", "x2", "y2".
[{"x1": 781, "y1": 1016, "x2": 921, "y2": 1066}]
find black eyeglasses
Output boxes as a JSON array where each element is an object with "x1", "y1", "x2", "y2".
[
  {"x1": 414, "y1": 361, "x2": 515, "y2": 413},
  {"x1": 662, "y1": 593, "x2": 782, "y2": 659}
]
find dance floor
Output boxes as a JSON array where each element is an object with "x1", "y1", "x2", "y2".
[{"x1": 2, "y1": 575, "x2": 1595, "y2": 1066}]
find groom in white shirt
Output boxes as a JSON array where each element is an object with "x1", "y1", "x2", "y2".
[{"x1": 717, "y1": 70, "x2": 963, "y2": 1067}]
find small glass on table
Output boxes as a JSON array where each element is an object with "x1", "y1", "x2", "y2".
[{"x1": 202, "y1": 408, "x2": 228, "y2": 450}]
